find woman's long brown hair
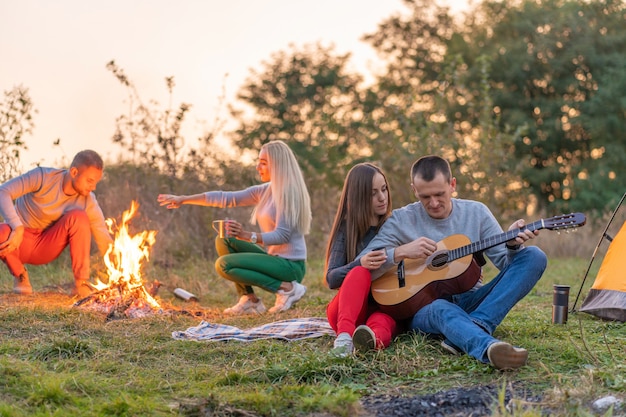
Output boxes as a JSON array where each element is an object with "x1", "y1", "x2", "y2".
[{"x1": 324, "y1": 163, "x2": 392, "y2": 270}]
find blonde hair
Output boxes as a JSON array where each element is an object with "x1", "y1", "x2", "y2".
[{"x1": 251, "y1": 141, "x2": 312, "y2": 234}]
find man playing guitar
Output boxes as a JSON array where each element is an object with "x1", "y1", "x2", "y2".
[{"x1": 358, "y1": 155, "x2": 548, "y2": 370}]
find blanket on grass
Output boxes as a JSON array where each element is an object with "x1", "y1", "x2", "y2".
[{"x1": 172, "y1": 317, "x2": 336, "y2": 342}]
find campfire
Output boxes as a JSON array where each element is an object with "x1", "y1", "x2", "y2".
[{"x1": 74, "y1": 200, "x2": 162, "y2": 320}]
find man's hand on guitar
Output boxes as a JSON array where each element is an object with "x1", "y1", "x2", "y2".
[
  {"x1": 360, "y1": 247, "x2": 388, "y2": 270},
  {"x1": 506, "y1": 219, "x2": 539, "y2": 247},
  {"x1": 394, "y1": 237, "x2": 437, "y2": 263}
]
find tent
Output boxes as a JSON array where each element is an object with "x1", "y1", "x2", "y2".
[
  {"x1": 579, "y1": 221, "x2": 626, "y2": 321},
  {"x1": 575, "y1": 192, "x2": 626, "y2": 322}
]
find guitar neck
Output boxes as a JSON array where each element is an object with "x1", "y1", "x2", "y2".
[{"x1": 448, "y1": 219, "x2": 545, "y2": 262}]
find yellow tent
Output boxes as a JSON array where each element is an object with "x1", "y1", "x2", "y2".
[{"x1": 579, "y1": 221, "x2": 626, "y2": 321}]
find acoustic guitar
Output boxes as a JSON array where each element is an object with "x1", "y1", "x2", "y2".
[{"x1": 371, "y1": 213, "x2": 587, "y2": 320}]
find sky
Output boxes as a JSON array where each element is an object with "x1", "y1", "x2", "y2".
[{"x1": 1, "y1": 0, "x2": 470, "y2": 169}]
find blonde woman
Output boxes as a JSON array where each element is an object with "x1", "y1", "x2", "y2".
[{"x1": 158, "y1": 140, "x2": 312, "y2": 314}]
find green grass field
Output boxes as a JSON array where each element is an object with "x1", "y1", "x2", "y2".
[{"x1": 0, "y1": 253, "x2": 624, "y2": 416}]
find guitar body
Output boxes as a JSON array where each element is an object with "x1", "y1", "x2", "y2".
[{"x1": 372, "y1": 234, "x2": 482, "y2": 320}]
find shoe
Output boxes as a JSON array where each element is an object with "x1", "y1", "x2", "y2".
[
  {"x1": 331, "y1": 332, "x2": 353, "y2": 358},
  {"x1": 487, "y1": 341, "x2": 528, "y2": 370},
  {"x1": 13, "y1": 272, "x2": 33, "y2": 295},
  {"x1": 441, "y1": 339, "x2": 462, "y2": 356},
  {"x1": 223, "y1": 295, "x2": 267, "y2": 315},
  {"x1": 268, "y1": 281, "x2": 306, "y2": 313},
  {"x1": 352, "y1": 325, "x2": 377, "y2": 353},
  {"x1": 73, "y1": 280, "x2": 94, "y2": 298}
]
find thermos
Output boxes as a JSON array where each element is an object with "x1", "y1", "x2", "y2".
[{"x1": 552, "y1": 284, "x2": 570, "y2": 324}]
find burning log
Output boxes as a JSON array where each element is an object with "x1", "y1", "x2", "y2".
[
  {"x1": 74, "y1": 201, "x2": 162, "y2": 320},
  {"x1": 74, "y1": 280, "x2": 164, "y2": 320}
]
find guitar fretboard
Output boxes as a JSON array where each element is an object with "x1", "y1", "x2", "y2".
[{"x1": 448, "y1": 219, "x2": 545, "y2": 261}]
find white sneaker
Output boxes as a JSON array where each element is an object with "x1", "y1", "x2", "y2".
[
  {"x1": 441, "y1": 339, "x2": 462, "y2": 356},
  {"x1": 487, "y1": 341, "x2": 528, "y2": 370},
  {"x1": 352, "y1": 325, "x2": 377, "y2": 353},
  {"x1": 331, "y1": 332, "x2": 353, "y2": 358},
  {"x1": 223, "y1": 295, "x2": 267, "y2": 315},
  {"x1": 268, "y1": 281, "x2": 306, "y2": 313}
]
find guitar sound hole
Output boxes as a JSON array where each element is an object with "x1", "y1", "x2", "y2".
[{"x1": 429, "y1": 252, "x2": 449, "y2": 270}]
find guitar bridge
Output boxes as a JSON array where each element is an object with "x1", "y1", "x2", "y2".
[{"x1": 397, "y1": 260, "x2": 406, "y2": 288}]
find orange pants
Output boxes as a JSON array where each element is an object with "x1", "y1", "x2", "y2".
[
  {"x1": 326, "y1": 266, "x2": 399, "y2": 349},
  {"x1": 0, "y1": 209, "x2": 92, "y2": 281}
]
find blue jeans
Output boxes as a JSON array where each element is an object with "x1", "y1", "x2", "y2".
[{"x1": 409, "y1": 246, "x2": 547, "y2": 363}]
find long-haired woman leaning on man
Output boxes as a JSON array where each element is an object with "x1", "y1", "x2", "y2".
[
  {"x1": 325, "y1": 163, "x2": 400, "y2": 356},
  {"x1": 158, "y1": 140, "x2": 312, "y2": 315}
]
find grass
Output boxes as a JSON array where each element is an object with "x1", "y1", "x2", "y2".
[{"x1": 0, "y1": 253, "x2": 624, "y2": 416}]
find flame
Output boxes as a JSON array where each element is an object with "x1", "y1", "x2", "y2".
[{"x1": 92, "y1": 200, "x2": 160, "y2": 309}]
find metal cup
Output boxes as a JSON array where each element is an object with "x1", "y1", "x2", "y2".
[
  {"x1": 173, "y1": 288, "x2": 198, "y2": 302},
  {"x1": 212, "y1": 220, "x2": 228, "y2": 238},
  {"x1": 552, "y1": 284, "x2": 570, "y2": 324}
]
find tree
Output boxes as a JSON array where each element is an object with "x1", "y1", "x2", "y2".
[
  {"x1": 361, "y1": 0, "x2": 526, "y2": 213},
  {"x1": 467, "y1": 0, "x2": 626, "y2": 213},
  {"x1": 364, "y1": 0, "x2": 626, "y2": 215},
  {"x1": 356, "y1": 0, "x2": 460, "y2": 205},
  {"x1": 0, "y1": 86, "x2": 36, "y2": 182},
  {"x1": 107, "y1": 60, "x2": 191, "y2": 178},
  {"x1": 229, "y1": 43, "x2": 369, "y2": 188}
]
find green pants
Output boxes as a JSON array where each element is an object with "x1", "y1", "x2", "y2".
[{"x1": 214, "y1": 237, "x2": 306, "y2": 296}]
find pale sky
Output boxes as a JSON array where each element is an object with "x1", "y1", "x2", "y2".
[{"x1": 1, "y1": 0, "x2": 469, "y2": 169}]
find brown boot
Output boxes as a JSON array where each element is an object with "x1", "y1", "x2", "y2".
[
  {"x1": 73, "y1": 280, "x2": 93, "y2": 298},
  {"x1": 13, "y1": 271, "x2": 33, "y2": 295}
]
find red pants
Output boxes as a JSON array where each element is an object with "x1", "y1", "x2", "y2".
[
  {"x1": 0, "y1": 209, "x2": 92, "y2": 281},
  {"x1": 326, "y1": 266, "x2": 398, "y2": 349}
]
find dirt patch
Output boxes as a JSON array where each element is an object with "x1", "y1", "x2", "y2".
[
  {"x1": 0, "y1": 290, "x2": 74, "y2": 308},
  {"x1": 360, "y1": 383, "x2": 547, "y2": 416}
]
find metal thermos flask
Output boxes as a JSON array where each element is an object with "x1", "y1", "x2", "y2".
[{"x1": 552, "y1": 285, "x2": 570, "y2": 324}]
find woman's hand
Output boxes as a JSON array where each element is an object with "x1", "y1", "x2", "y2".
[
  {"x1": 361, "y1": 247, "x2": 387, "y2": 270},
  {"x1": 225, "y1": 220, "x2": 242, "y2": 238},
  {"x1": 157, "y1": 194, "x2": 183, "y2": 209}
]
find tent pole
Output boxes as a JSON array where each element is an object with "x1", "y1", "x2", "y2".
[{"x1": 571, "y1": 192, "x2": 626, "y2": 312}]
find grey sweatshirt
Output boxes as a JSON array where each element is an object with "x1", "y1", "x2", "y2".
[
  {"x1": 0, "y1": 167, "x2": 112, "y2": 254},
  {"x1": 358, "y1": 198, "x2": 519, "y2": 280},
  {"x1": 204, "y1": 183, "x2": 307, "y2": 260}
]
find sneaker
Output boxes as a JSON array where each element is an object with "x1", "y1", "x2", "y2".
[
  {"x1": 224, "y1": 295, "x2": 267, "y2": 315},
  {"x1": 441, "y1": 339, "x2": 462, "y2": 356},
  {"x1": 268, "y1": 281, "x2": 306, "y2": 313},
  {"x1": 487, "y1": 341, "x2": 528, "y2": 370},
  {"x1": 352, "y1": 325, "x2": 377, "y2": 353},
  {"x1": 13, "y1": 272, "x2": 33, "y2": 295},
  {"x1": 331, "y1": 332, "x2": 353, "y2": 358}
]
